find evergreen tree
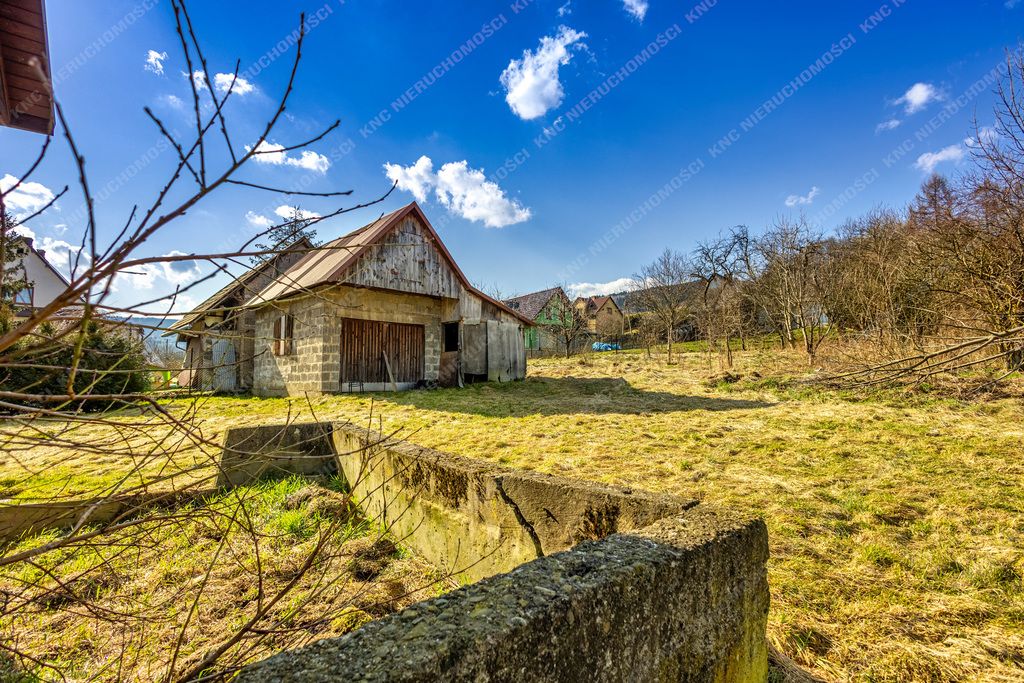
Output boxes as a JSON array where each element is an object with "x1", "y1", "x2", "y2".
[
  {"x1": 0, "y1": 210, "x2": 31, "y2": 325},
  {"x1": 249, "y1": 206, "x2": 318, "y2": 265}
]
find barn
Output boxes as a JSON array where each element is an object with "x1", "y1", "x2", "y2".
[{"x1": 244, "y1": 202, "x2": 532, "y2": 396}]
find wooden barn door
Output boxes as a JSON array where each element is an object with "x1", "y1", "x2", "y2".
[{"x1": 339, "y1": 318, "x2": 424, "y2": 388}]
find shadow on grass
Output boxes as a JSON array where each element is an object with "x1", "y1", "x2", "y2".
[{"x1": 382, "y1": 376, "x2": 772, "y2": 417}]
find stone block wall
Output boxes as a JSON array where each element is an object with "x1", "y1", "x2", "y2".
[
  {"x1": 254, "y1": 286, "x2": 447, "y2": 396},
  {"x1": 253, "y1": 298, "x2": 332, "y2": 397},
  {"x1": 317, "y1": 286, "x2": 444, "y2": 385}
]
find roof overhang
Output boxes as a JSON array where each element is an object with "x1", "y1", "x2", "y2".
[
  {"x1": 0, "y1": 0, "x2": 55, "y2": 135},
  {"x1": 245, "y1": 202, "x2": 536, "y2": 326}
]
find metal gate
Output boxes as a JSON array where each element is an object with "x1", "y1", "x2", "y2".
[{"x1": 211, "y1": 339, "x2": 237, "y2": 392}]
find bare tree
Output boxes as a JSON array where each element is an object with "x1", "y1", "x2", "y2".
[
  {"x1": 0, "y1": 3, "x2": 469, "y2": 680},
  {"x1": 630, "y1": 249, "x2": 694, "y2": 363},
  {"x1": 736, "y1": 218, "x2": 836, "y2": 364},
  {"x1": 691, "y1": 233, "x2": 747, "y2": 368},
  {"x1": 539, "y1": 287, "x2": 588, "y2": 357},
  {"x1": 828, "y1": 209, "x2": 937, "y2": 354},
  {"x1": 828, "y1": 50, "x2": 1024, "y2": 387}
]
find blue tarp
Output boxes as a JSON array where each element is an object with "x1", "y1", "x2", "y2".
[{"x1": 591, "y1": 342, "x2": 622, "y2": 352}]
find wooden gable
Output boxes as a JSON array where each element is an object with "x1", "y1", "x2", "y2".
[{"x1": 342, "y1": 214, "x2": 462, "y2": 299}]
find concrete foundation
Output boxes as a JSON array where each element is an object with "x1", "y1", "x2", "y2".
[
  {"x1": 239, "y1": 505, "x2": 769, "y2": 683},
  {"x1": 332, "y1": 425, "x2": 695, "y2": 582},
  {"x1": 224, "y1": 422, "x2": 770, "y2": 682}
]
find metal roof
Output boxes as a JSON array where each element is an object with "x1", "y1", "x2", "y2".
[
  {"x1": 166, "y1": 239, "x2": 313, "y2": 336},
  {"x1": 244, "y1": 202, "x2": 534, "y2": 325}
]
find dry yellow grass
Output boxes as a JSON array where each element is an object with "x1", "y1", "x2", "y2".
[
  {"x1": 2, "y1": 348, "x2": 1022, "y2": 681},
  {"x1": 0, "y1": 478, "x2": 443, "y2": 681}
]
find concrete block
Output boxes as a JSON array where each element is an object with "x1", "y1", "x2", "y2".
[{"x1": 238, "y1": 506, "x2": 769, "y2": 683}]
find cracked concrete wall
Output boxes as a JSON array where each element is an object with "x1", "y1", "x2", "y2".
[
  {"x1": 239, "y1": 505, "x2": 770, "y2": 683},
  {"x1": 222, "y1": 422, "x2": 770, "y2": 681},
  {"x1": 218, "y1": 423, "x2": 338, "y2": 488},
  {"x1": 331, "y1": 425, "x2": 695, "y2": 583}
]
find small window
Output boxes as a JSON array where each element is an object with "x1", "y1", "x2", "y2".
[
  {"x1": 443, "y1": 322, "x2": 459, "y2": 353},
  {"x1": 13, "y1": 287, "x2": 33, "y2": 306},
  {"x1": 273, "y1": 313, "x2": 294, "y2": 356}
]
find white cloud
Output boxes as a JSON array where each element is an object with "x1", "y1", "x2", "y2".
[
  {"x1": 384, "y1": 155, "x2": 436, "y2": 203},
  {"x1": 191, "y1": 70, "x2": 207, "y2": 90},
  {"x1": 117, "y1": 264, "x2": 160, "y2": 291},
  {"x1": 160, "y1": 94, "x2": 184, "y2": 109},
  {"x1": 160, "y1": 250, "x2": 202, "y2": 285},
  {"x1": 248, "y1": 141, "x2": 287, "y2": 163},
  {"x1": 246, "y1": 211, "x2": 274, "y2": 228},
  {"x1": 114, "y1": 252, "x2": 201, "y2": 292},
  {"x1": 38, "y1": 237, "x2": 82, "y2": 271},
  {"x1": 965, "y1": 126, "x2": 999, "y2": 148},
  {"x1": 875, "y1": 118, "x2": 901, "y2": 133},
  {"x1": 213, "y1": 72, "x2": 255, "y2": 95},
  {"x1": 287, "y1": 150, "x2": 330, "y2": 173},
  {"x1": 499, "y1": 26, "x2": 587, "y2": 120},
  {"x1": 785, "y1": 186, "x2": 821, "y2": 207},
  {"x1": 144, "y1": 49, "x2": 169, "y2": 76},
  {"x1": 245, "y1": 141, "x2": 330, "y2": 174},
  {"x1": 191, "y1": 71, "x2": 255, "y2": 95},
  {"x1": 895, "y1": 82, "x2": 942, "y2": 115},
  {"x1": 274, "y1": 205, "x2": 320, "y2": 221},
  {"x1": 39, "y1": 236, "x2": 92, "y2": 278},
  {"x1": 435, "y1": 161, "x2": 532, "y2": 228},
  {"x1": 384, "y1": 155, "x2": 532, "y2": 228},
  {"x1": 557, "y1": 1, "x2": 572, "y2": 16},
  {"x1": 1007, "y1": 0, "x2": 1021, "y2": 8},
  {"x1": 11, "y1": 224, "x2": 35, "y2": 240},
  {"x1": 915, "y1": 144, "x2": 964, "y2": 173},
  {"x1": 165, "y1": 293, "x2": 197, "y2": 316},
  {"x1": 0, "y1": 174, "x2": 56, "y2": 219},
  {"x1": 623, "y1": 0, "x2": 649, "y2": 21},
  {"x1": 568, "y1": 278, "x2": 636, "y2": 298}
]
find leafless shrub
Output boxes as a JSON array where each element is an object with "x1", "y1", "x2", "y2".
[{"x1": 0, "y1": 3, "x2": 467, "y2": 679}]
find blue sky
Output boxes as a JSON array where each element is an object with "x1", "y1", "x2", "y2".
[{"x1": 1, "y1": 0, "x2": 1020, "y2": 309}]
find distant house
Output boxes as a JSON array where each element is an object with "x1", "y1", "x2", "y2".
[
  {"x1": 5, "y1": 236, "x2": 70, "y2": 313},
  {"x1": 503, "y1": 287, "x2": 574, "y2": 352},
  {"x1": 165, "y1": 240, "x2": 312, "y2": 392},
  {"x1": 574, "y1": 295, "x2": 624, "y2": 338},
  {"x1": 244, "y1": 202, "x2": 533, "y2": 396}
]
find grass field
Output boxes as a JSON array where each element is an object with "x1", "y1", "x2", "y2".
[
  {"x1": 0, "y1": 478, "x2": 443, "y2": 681},
  {"x1": 3, "y1": 348, "x2": 1023, "y2": 681}
]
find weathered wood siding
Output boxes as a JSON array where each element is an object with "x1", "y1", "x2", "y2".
[
  {"x1": 250, "y1": 211, "x2": 527, "y2": 396},
  {"x1": 343, "y1": 217, "x2": 461, "y2": 299},
  {"x1": 486, "y1": 320, "x2": 526, "y2": 382},
  {"x1": 339, "y1": 318, "x2": 425, "y2": 386}
]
